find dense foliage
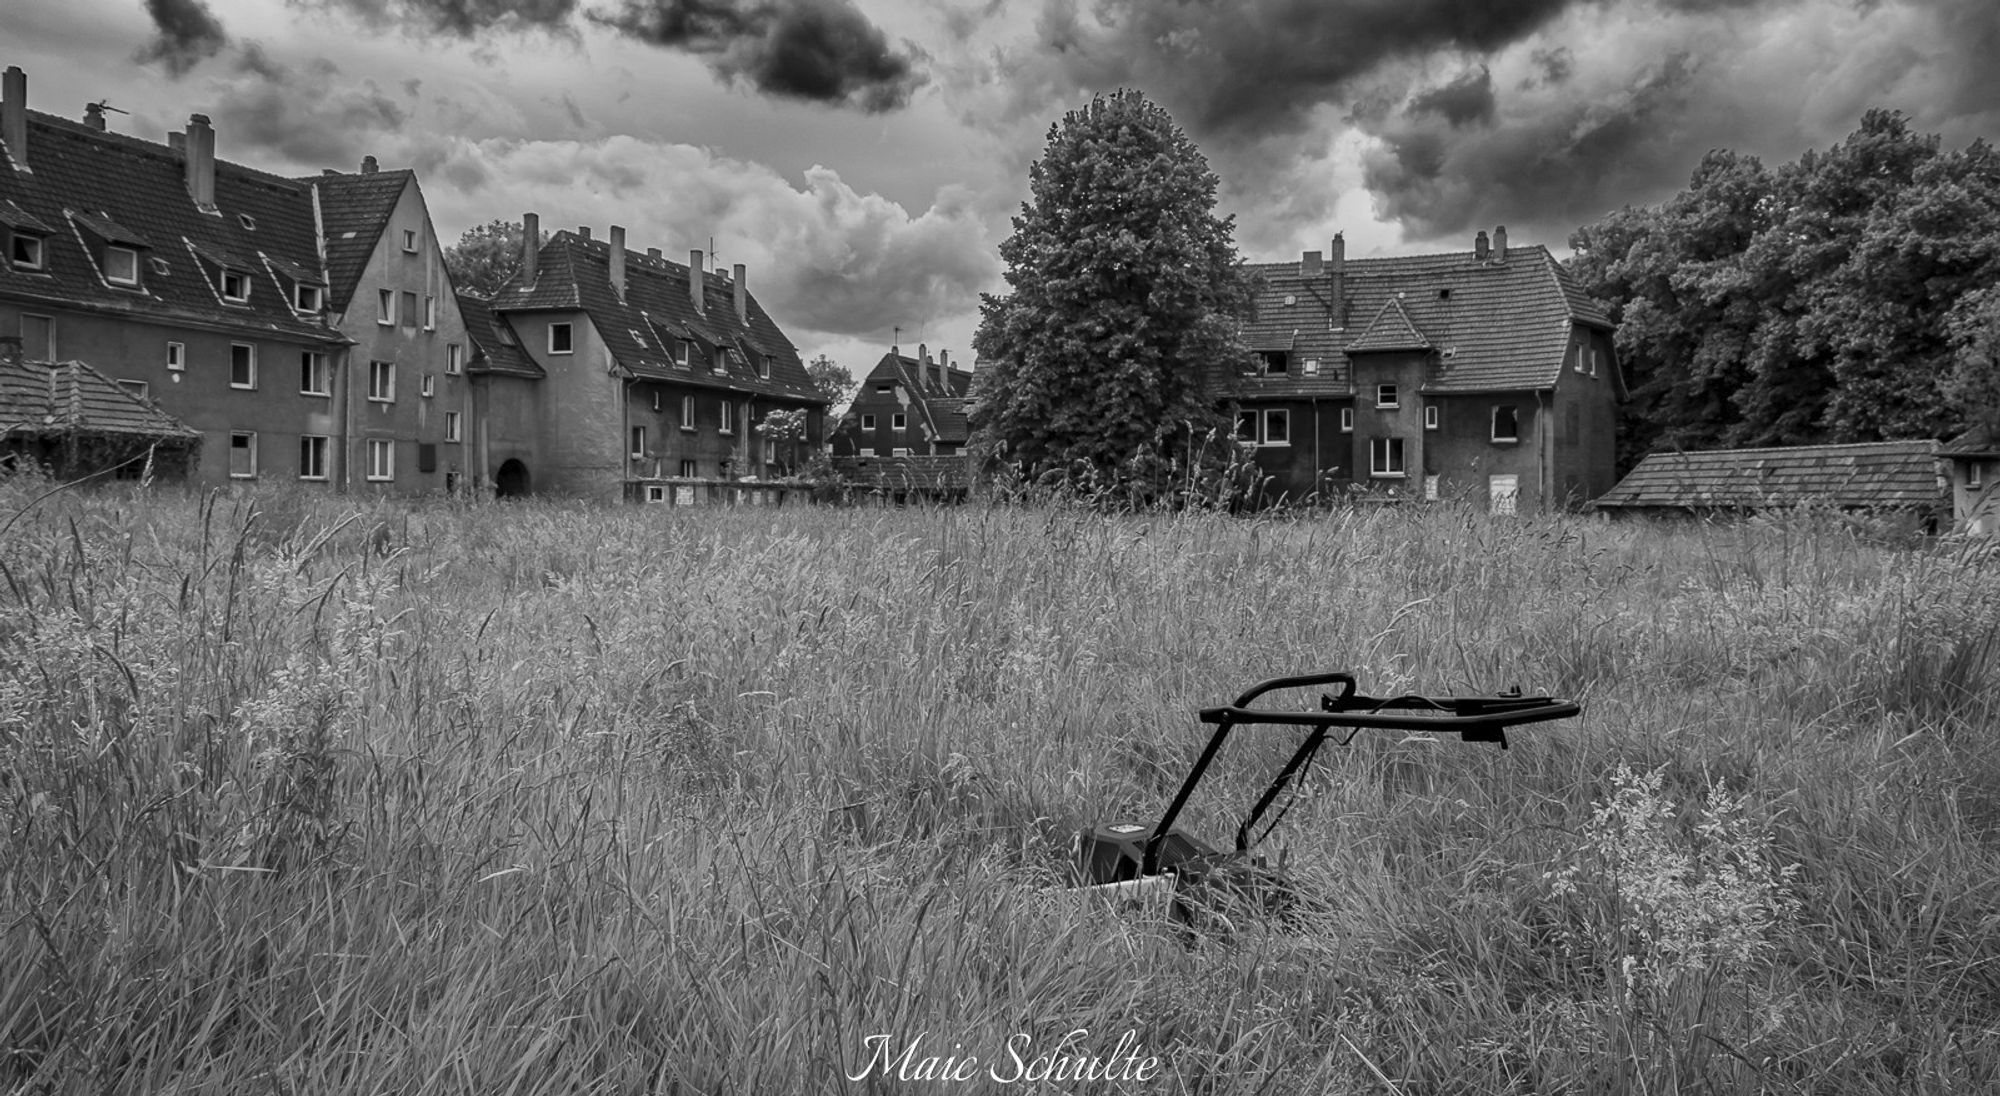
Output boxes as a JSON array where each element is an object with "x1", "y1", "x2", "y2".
[
  {"x1": 970, "y1": 90, "x2": 1252, "y2": 486},
  {"x1": 443, "y1": 219, "x2": 547, "y2": 298},
  {"x1": 1568, "y1": 111, "x2": 2000, "y2": 467},
  {"x1": 805, "y1": 353, "x2": 857, "y2": 413}
]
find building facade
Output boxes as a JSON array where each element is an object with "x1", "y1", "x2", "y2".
[
  {"x1": 1227, "y1": 228, "x2": 1623, "y2": 513},
  {"x1": 830, "y1": 345, "x2": 973, "y2": 458}
]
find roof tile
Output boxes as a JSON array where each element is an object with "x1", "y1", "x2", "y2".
[{"x1": 1593, "y1": 440, "x2": 1946, "y2": 510}]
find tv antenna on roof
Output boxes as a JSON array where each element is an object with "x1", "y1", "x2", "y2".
[{"x1": 91, "y1": 100, "x2": 130, "y2": 115}]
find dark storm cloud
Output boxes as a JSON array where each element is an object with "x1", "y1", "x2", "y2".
[
  {"x1": 1410, "y1": 67, "x2": 1494, "y2": 128},
  {"x1": 135, "y1": 0, "x2": 229, "y2": 75},
  {"x1": 301, "y1": 0, "x2": 580, "y2": 36},
  {"x1": 210, "y1": 45, "x2": 411, "y2": 167},
  {"x1": 591, "y1": 0, "x2": 927, "y2": 112}
]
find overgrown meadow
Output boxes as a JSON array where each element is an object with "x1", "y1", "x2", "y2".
[{"x1": 3, "y1": 479, "x2": 1998, "y2": 1094}]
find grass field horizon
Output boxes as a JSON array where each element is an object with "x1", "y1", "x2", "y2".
[{"x1": 3, "y1": 479, "x2": 1997, "y2": 1094}]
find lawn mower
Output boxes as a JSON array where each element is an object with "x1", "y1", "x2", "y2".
[{"x1": 1073, "y1": 671, "x2": 1581, "y2": 928}]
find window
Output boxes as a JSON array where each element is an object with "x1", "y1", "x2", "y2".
[
  {"x1": 9, "y1": 233, "x2": 45, "y2": 270},
  {"x1": 1235, "y1": 409, "x2": 1259, "y2": 443},
  {"x1": 759, "y1": 356, "x2": 773, "y2": 380},
  {"x1": 401, "y1": 228, "x2": 419, "y2": 253},
  {"x1": 1971, "y1": 463, "x2": 1986, "y2": 490},
  {"x1": 424, "y1": 295, "x2": 436, "y2": 331},
  {"x1": 674, "y1": 339, "x2": 690, "y2": 366},
  {"x1": 369, "y1": 360, "x2": 395, "y2": 402},
  {"x1": 400, "y1": 291, "x2": 417, "y2": 329},
  {"x1": 1369, "y1": 437, "x2": 1406, "y2": 477},
  {"x1": 1424, "y1": 405, "x2": 1439, "y2": 430},
  {"x1": 891, "y1": 412, "x2": 907, "y2": 431},
  {"x1": 676, "y1": 459, "x2": 696, "y2": 478},
  {"x1": 630, "y1": 425, "x2": 647, "y2": 459},
  {"x1": 713, "y1": 348, "x2": 731, "y2": 375},
  {"x1": 762, "y1": 437, "x2": 776, "y2": 464},
  {"x1": 875, "y1": 384, "x2": 893, "y2": 394},
  {"x1": 367, "y1": 439, "x2": 395, "y2": 482},
  {"x1": 221, "y1": 270, "x2": 250, "y2": 302},
  {"x1": 104, "y1": 246, "x2": 139, "y2": 286},
  {"x1": 1339, "y1": 407, "x2": 1354, "y2": 432},
  {"x1": 117, "y1": 379, "x2": 148, "y2": 399},
  {"x1": 1588, "y1": 347, "x2": 1600, "y2": 376},
  {"x1": 229, "y1": 432, "x2": 257, "y2": 478},
  {"x1": 1574, "y1": 342, "x2": 1587, "y2": 373},
  {"x1": 238, "y1": 214, "x2": 257, "y2": 231},
  {"x1": 294, "y1": 283, "x2": 324, "y2": 312},
  {"x1": 1302, "y1": 358, "x2": 1320, "y2": 377},
  {"x1": 20, "y1": 315, "x2": 54, "y2": 361},
  {"x1": 378, "y1": 289, "x2": 395, "y2": 326},
  {"x1": 166, "y1": 341, "x2": 185, "y2": 371},
  {"x1": 445, "y1": 411, "x2": 462, "y2": 443},
  {"x1": 720, "y1": 400, "x2": 736, "y2": 435},
  {"x1": 299, "y1": 351, "x2": 329, "y2": 395},
  {"x1": 1492, "y1": 405, "x2": 1519, "y2": 443},
  {"x1": 1376, "y1": 384, "x2": 1399, "y2": 409},
  {"x1": 1259, "y1": 351, "x2": 1287, "y2": 375},
  {"x1": 680, "y1": 394, "x2": 696, "y2": 430},
  {"x1": 420, "y1": 374, "x2": 434, "y2": 398},
  {"x1": 445, "y1": 344, "x2": 463, "y2": 375},
  {"x1": 299, "y1": 435, "x2": 329, "y2": 481},
  {"x1": 643, "y1": 484, "x2": 668, "y2": 504},
  {"x1": 892, "y1": 447, "x2": 912, "y2": 457},
  {"x1": 549, "y1": 323, "x2": 573, "y2": 354},
  {"x1": 229, "y1": 344, "x2": 256, "y2": 389},
  {"x1": 1263, "y1": 409, "x2": 1290, "y2": 446},
  {"x1": 861, "y1": 414, "x2": 877, "y2": 431}
]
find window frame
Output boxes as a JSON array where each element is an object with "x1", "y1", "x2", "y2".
[
  {"x1": 1376, "y1": 383, "x2": 1399, "y2": 409},
  {"x1": 1262, "y1": 408, "x2": 1290, "y2": 447},
  {"x1": 294, "y1": 283, "x2": 324, "y2": 312},
  {"x1": 420, "y1": 374, "x2": 435, "y2": 398},
  {"x1": 1424, "y1": 404, "x2": 1439, "y2": 431},
  {"x1": 445, "y1": 343, "x2": 463, "y2": 375},
  {"x1": 166, "y1": 341, "x2": 185, "y2": 372},
  {"x1": 220, "y1": 270, "x2": 250, "y2": 303},
  {"x1": 548, "y1": 322, "x2": 574, "y2": 355},
  {"x1": 680, "y1": 394, "x2": 696, "y2": 431},
  {"x1": 401, "y1": 228, "x2": 419, "y2": 254},
  {"x1": 1339, "y1": 407, "x2": 1354, "y2": 433},
  {"x1": 445, "y1": 411, "x2": 462, "y2": 443},
  {"x1": 891, "y1": 412, "x2": 907, "y2": 431},
  {"x1": 630, "y1": 424, "x2": 648, "y2": 460},
  {"x1": 368, "y1": 360, "x2": 396, "y2": 403},
  {"x1": 1971, "y1": 462, "x2": 1986, "y2": 491},
  {"x1": 103, "y1": 245, "x2": 140, "y2": 287},
  {"x1": 378, "y1": 289, "x2": 395, "y2": 326},
  {"x1": 299, "y1": 351, "x2": 329, "y2": 396},
  {"x1": 1369, "y1": 436, "x2": 1407, "y2": 478},
  {"x1": 366, "y1": 439, "x2": 395, "y2": 482},
  {"x1": 399, "y1": 291, "x2": 417, "y2": 330},
  {"x1": 1491, "y1": 404, "x2": 1520, "y2": 444},
  {"x1": 1259, "y1": 351, "x2": 1287, "y2": 376},
  {"x1": 299, "y1": 435, "x2": 329, "y2": 481},
  {"x1": 229, "y1": 343, "x2": 257, "y2": 390},
  {"x1": 861, "y1": 413, "x2": 877, "y2": 431},
  {"x1": 228, "y1": 431, "x2": 258, "y2": 479},
  {"x1": 423, "y1": 295, "x2": 436, "y2": 331},
  {"x1": 720, "y1": 400, "x2": 736, "y2": 436},
  {"x1": 678, "y1": 458, "x2": 698, "y2": 478},
  {"x1": 9, "y1": 232, "x2": 45, "y2": 271},
  {"x1": 116, "y1": 379, "x2": 148, "y2": 399}
]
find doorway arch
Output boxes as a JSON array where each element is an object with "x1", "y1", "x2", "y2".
[{"x1": 495, "y1": 459, "x2": 530, "y2": 499}]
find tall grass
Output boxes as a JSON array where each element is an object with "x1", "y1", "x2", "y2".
[{"x1": 3, "y1": 478, "x2": 1998, "y2": 1093}]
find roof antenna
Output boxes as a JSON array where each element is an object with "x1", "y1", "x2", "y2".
[{"x1": 92, "y1": 99, "x2": 130, "y2": 116}]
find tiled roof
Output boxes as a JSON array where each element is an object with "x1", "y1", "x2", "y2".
[
  {"x1": 303, "y1": 169, "x2": 409, "y2": 312},
  {"x1": 1227, "y1": 244, "x2": 1614, "y2": 401},
  {"x1": 861, "y1": 350, "x2": 976, "y2": 444},
  {"x1": 0, "y1": 111, "x2": 344, "y2": 345},
  {"x1": 833, "y1": 454, "x2": 971, "y2": 490},
  {"x1": 1942, "y1": 424, "x2": 2000, "y2": 459},
  {"x1": 456, "y1": 291, "x2": 543, "y2": 379},
  {"x1": 491, "y1": 232, "x2": 824, "y2": 404},
  {"x1": 1347, "y1": 296, "x2": 1432, "y2": 353},
  {"x1": 1592, "y1": 440, "x2": 1946, "y2": 510},
  {"x1": 1, "y1": 357, "x2": 199, "y2": 439}
]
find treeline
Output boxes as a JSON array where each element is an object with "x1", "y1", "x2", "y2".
[{"x1": 1566, "y1": 110, "x2": 2000, "y2": 470}]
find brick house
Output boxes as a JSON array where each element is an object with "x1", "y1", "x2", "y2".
[
  {"x1": 831, "y1": 344, "x2": 972, "y2": 457},
  {"x1": 478, "y1": 216, "x2": 828, "y2": 502},
  {"x1": 0, "y1": 64, "x2": 463, "y2": 494},
  {"x1": 1229, "y1": 228, "x2": 1623, "y2": 513}
]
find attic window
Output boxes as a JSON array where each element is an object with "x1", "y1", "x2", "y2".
[
  {"x1": 714, "y1": 348, "x2": 731, "y2": 374},
  {"x1": 1302, "y1": 358, "x2": 1320, "y2": 377},
  {"x1": 674, "y1": 339, "x2": 690, "y2": 366},
  {"x1": 1437, "y1": 288, "x2": 1451, "y2": 301},
  {"x1": 295, "y1": 284, "x2": 324, "y2": 312},
  {"x1": 104, "y1": 246, "x2": 140, "y2": 286},
  {"x1": 1442, "y1": 346, "x2": 1457, "y2": 360},
  {"x1": 150, "y1": 257, "x2": 170, "y2": 276},
  {"x1": 1259, "y1": 351, "x2": 1288, "y2": 375},
  {"x1": 238, "y1": 214, "x2": 257, "y2": 231},
  {"x1": 401, "y1": 229, "x2": 418, "y2": 253},
  {"x1": 759, "y1": 355, "x2": 772, "y2": 380},
  {"x1": 9, "y1": 233, "x2": 45, "y2": 271},
  {"x1": 221, "y1": 270, "x2": 250, "y2": 302}
]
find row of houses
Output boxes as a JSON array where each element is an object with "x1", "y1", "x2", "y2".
[{"x1": 0, "y1": 63, "x2": 828, "y2": 502}]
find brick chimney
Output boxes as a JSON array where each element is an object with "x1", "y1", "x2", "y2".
[
  {"x1": 733, "y1": 263, "x2": 748, "y2": 325},
  {"x1": 521, "y1": 212, "x2": 540, "y2": 289},
  {"x1": 84, "y1": 101, "x2": 105, "y2": 132},
  {"x1": 646, "y1": 246, "x2": 661, "y2": 262},
  {"x1": 360, "y1": 155, "x2": 378, "y2": 174},
  {"x1": 578, "y1": 225, "x2": 591, "y2": 241},
  {"x1": 1492, "y1": 225, "x2": 1508, "y2": 262},
  {"x1": 1330, "y1": 232, "x2": 1347, "y2": 329},
  {"x1": 1300, "y1": 250, "x2": 1322, "y2": 278},
  {"x1": 689, "y1": 250, "x2": 705, "y2": 313},
  {"x1": 0, "y1": 334, "x2": 21, "y2": 370},
  {"x1": 1474, "y1": 230, "x2": 1490, "y2": 261},
  {"x1": 184, "y1": 113, "x2": 216, "y2": 211},
  {"x1": 609, "y1": 224, "x2": 626, "y2": 301},
  {"x1": 935, "y1": 349, "x2": 948, "y2": 390},
  {"x1": 2, "y1": 67, "x2": 25, "y2": 173}
]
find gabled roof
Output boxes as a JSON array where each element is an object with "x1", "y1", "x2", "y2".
[
  {"x1": 1347, "y1": 296, "x2": 1432, "y2": 353},
  {"x1": 456, "y1": 291, "x2": 543, "y2": 379},
  {"x1": 1942, "y1": 423, "x2": 2000, "y2": 460},
  {"x1": 1228, "y1": 243, "x2": 1615, "y2": 400},
  {"x1": 303, "y1": 169, "x2": 410, "y2": 311},
  {"x1": 1, "y1": 357, "x2": 199, "y2": 440},
  {"x1": 860, "y1": 349, "x2": 975, "y2": 444},
  {"x1": 489, "y1": 232, "x2": 824, "y2": 404},
  {"x1": 0, "y1": 110, "x2": 343, "y2": 345},
  {"x1": 1592, "y1": 440, "x2": 1945, "y2": 510}
]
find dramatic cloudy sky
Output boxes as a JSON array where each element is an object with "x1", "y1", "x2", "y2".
[{"x1": 5, "y1": 0, "x2": 1997, "y2": 370}]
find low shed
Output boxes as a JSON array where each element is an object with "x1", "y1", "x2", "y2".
[
  {"x1": 1591, "y1": 440, "x2": 1947, "y2": 528},
  {"x1": 1, "y1": 340, "x2": 201, "y2": 481}
]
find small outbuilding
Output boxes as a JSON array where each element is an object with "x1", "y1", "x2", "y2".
[
  {"x1": 0, "y1": 335, "x2": 200, "y2": 481},
  {"x1": 1591, "y1": 440, "x2": 1948, "y2": 530},
  {"x1": 1941, "y1": 425, "x2": 2000, "y2": 534}
]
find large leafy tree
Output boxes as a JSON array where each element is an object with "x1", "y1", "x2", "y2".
[
  {"x1": 1569, "y1": 110, "x2": 2000, "y2": 466},
  {"x1": 969, "y1": 90, "x2": 1251, "y2": 481},
  {"x1": 444, "y1": 219, "x2": 547, "y2": 298},
  {"x1": 805, "y1": 354, "x2": 858, "y2": 413}
]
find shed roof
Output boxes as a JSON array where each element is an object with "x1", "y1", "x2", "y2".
[
  {"x1": 1, "y1": 357, "x2": 199, "y2": 440},
  {"x1": 1592, "y1": 440, "x2": 1946, "y2": 510}
]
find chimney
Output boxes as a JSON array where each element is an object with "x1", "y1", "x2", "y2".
[
  {"x1": 184, "y1": 114, "x2": 215, "y2": 210},
  {"x1": 1300, "y1": 250, "x2": 1322, "y2": 278},
  {"x1": 0, "y1": 334, "x2": 20, "y2": 370},
  {"x1": 1330, "y1": 232, "x2": 1347, "y2": 329},
  {"x1": 168, "y1": 131, "x2": 185, "y2": 153},
  {"x1": 360, "y1": 155, "x2": 378, "y2": 174},
  {"x1": 578, "y1": 225, "x2": 591, "y2": 241},
  {"x1": 83, "y1": 102, "x2": 105, "y2": 132},
  {"x1": 2, "y1": 67, "x2": 25, "y2": 173},
  {"x1": 609, "y1": 225, "x2": 626, "y2": 301},
  {"x1": 646, "y1": 246, "x2": 661, "y2": 262},
  {"x1": 689, "y1": 250, "x2": 705, "y2": 313},
  {"x1": 1492, "y1": 225, "x2": 1508, "y2": 262},
  {"x1": 521, "y1": 212, "x2": 540, "y2": 289},
  {"x1": 733, "y1": 262, "x2": 747, "y2": 325},
  {"x1": 1474, "y1": 230, "x2": 1490, "y2": 261},
  {"x1": 935, "y1": 349, "x2": 948, "y2": 390}
]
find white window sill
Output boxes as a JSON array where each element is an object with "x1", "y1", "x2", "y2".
[
  {"x1": 1491, "y1": 438, "x2": 1520, "y2": 446},
  {"x1": 1370, "y1": 472, "x2": 1408, "y2": 479}
]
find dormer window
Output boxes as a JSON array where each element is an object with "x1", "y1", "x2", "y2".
[
  {"x1": 104, "y1": 246, "x2": 140, "y2": 286},
  {"x1": 238, "y1": 214, "x2": 258, "y2": 231},
  {"x1": 674, "y1": 339, "x2": 690, "y2": 366},
  {"x1": 402, "y1": 229, "x2": 419, "y2": 253},
  {"x1": 9, "y1": 233, "x2": 44, "y2": 271},
  {"x1": 294, "y1": 283, "x2": 324, "y2": 312},
  {"x1": 713, "y1": 348, "x2": 731, "y2": 374},
  {"x1": 221, "y1": 270, "x2": 250, "y2": 302},
  {"x1": 759, "y1": 355, "x2": 772, "y2": 380},
  {"x1": 150, "y1": 257, "x2": 170, "y2": 277},
  {"x1": 1259, "y1": 350, "x2": 1288, "y2": 375}
]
